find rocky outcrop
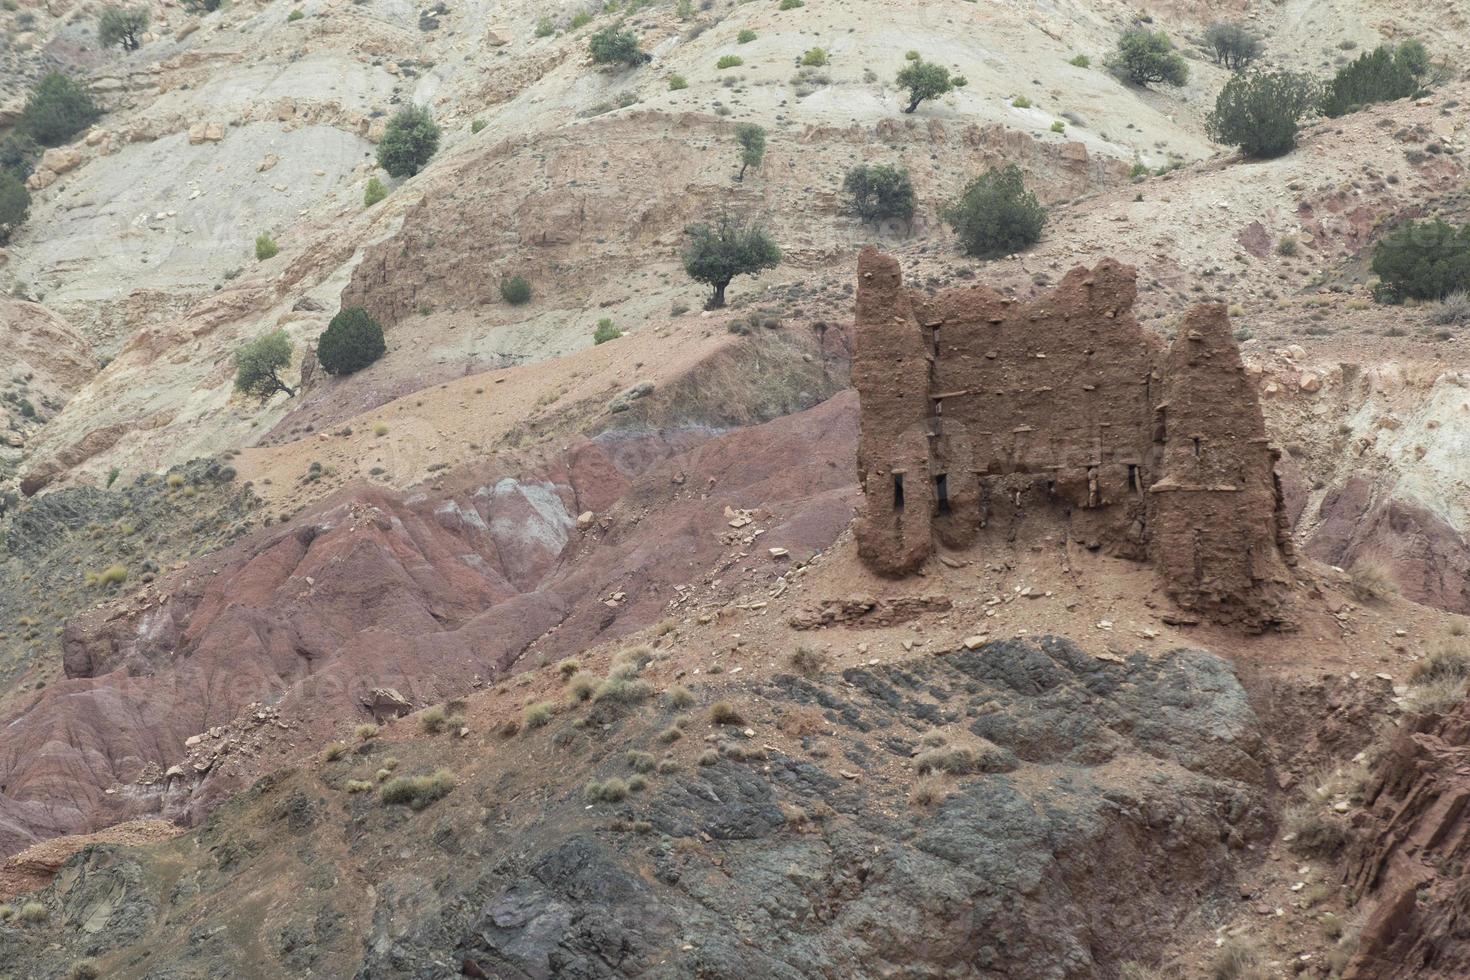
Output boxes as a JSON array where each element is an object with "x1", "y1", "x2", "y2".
[
  {"x1": 851, "y1": 248, "x2": 1295, "y2": 630},
  {"x1": 1343, "y1": 698, "x2": 1470, "y2": 979},
  {"x1": 0, "y1": 638, "x2": 1271, "y2": 979}
]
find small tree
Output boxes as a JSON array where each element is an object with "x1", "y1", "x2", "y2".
[
  {"x1": 734, "y1": 123, "x2": 765, "y2": 181},
  {"x1": 942, "y1": 164, "x2": 1045, "y2": 259},
  {"x1": 1320, "y1": 43, "x2": 1428, "y2": 117},
  {"x1": 234, "y1": 331, "x2": 296, "y2": 401},
  {"x1": 1203, "y1": 23, "x2": 1263, "y2": 71},
  {"x1": 21, "y1": 74, "x2": 102, "y2": 147},
  {"x1": 376, "y1": 105, "x2": 440, "y2": 178},
  {"x1": 1107, "y1": 29, "x2": 1188, "y2": 87},
  {"x1": 0, "y1": 133, "x2": 40, "y2": 180},
  {"x1": 896, "y1": 58, "x2": 967, "y2": 113},
  {"x1": 842, "y1": 164, "x2": 915, "y2": 225},
  {"x1": 1206, "y1": 71, "x2": 1320, "y2": 159},
  {"x1": 593, "y1": 317, "x2": 621, "y2": 344},
  {"x1": 317, "y1": 307, "x2": 387, "y2": 375},
  {"x1": 363, "y1": 176, "x2": 386, "y2": 207},
  {"x1": 98, "y1": 7, "x2": 149, "y2": 51},
  {"x1": 589, "y1": 25, "x2": 646, "y2": 67},
  {"x1": 500, "y1": 275, "x2": 532, "y2": 305},
  {"x1": 1370, "y1": 219, "x2": 1470, "y2": 303},
  {"x1": 680, "y1": 212, "x2": 781, "y2": 309}
]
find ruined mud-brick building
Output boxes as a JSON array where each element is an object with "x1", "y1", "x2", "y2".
[{"x1": 852, "y1": 247, "x2": 1295, "y2": 630}]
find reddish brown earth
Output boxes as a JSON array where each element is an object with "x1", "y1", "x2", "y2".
[
  {"x1": 1344, "y1": 699, "x2": 1470, "y2": 979},
  {"x1": 0, "y1": 394, "x2": 858, "y2": 856}
]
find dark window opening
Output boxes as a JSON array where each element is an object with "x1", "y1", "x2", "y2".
[
  {"x1": 893, "y1": 473, "x2": 905, "y2": 510},
  {"x1": 1127, "y1": 464, "x2": 1139, "y2": 492},
  {"x1": 935, "y1": 474, "x2": 950, "y2": 515},
  {"x1": 1192, "y1": 437, "x2": 1201, "y2": 458}
]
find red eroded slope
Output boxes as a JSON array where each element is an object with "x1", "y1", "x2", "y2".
[{"x1": 0, "y1": 395, "x2": 858, "y2": 855}]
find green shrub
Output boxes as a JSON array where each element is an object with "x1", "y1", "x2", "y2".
[
  {"x1": 523, "y1": 701, "x2": 554, "y2": 728},
  {"x1": 567, "y1": 674, "x2": 597, "y2": 703},
  {"x1": 98, "y1": 6, "x2": 149, "y2": 50},
  {"x1": 254, "y1": 233, "x2": 279, "y2": 261},
  {"x1": 470, "y1": 118, "x2": 486, "y2": 134},
  {"x1": 354, "y1": 723, "x2": 379, "y2": 740},
  {"x1": 380, "y1": 769, "x2": 456, "y2": 809},
  {"x1": 286, "y1": 8, "x2": 303, "y2": 22},
  {"x1": 788, "y1": 645, "x2": 829, "y2": 677},
  {"x1": 1370, "y1": 219, "x2": 1470, "y2": 302},
  {"x1": 896, "y1": 57, "x2": 966, "y2": 113},
  {"x1": 681, "y1": 211, "x2": 781, "y2": 308},
  {"x1": 317, "y1": 307, "x2": 386, "y2": 375},
  {"x1": 1107, "y1": 29, "x2": 1188, "y2": 87},
  {"x1": 1050, "y1": 120, "x2": 1065, "y2": 132},
  {"x1": 1206, "y1": 71, "x2": 1320, "y2": 159},
  {"x1": 593, "y1": 675, "x2": 652, "y2": 704},
  {"x1": 322, "y1": 741, "x2": 347, "y2": 762},
  {"x1": 801, "y1": 47, "x2": 827, "y2": 66},
  {"x1": 569, "y1": 10, "x2": 592, "y2": 29},
  {"x1": 344, "y1": 778, "x2": 373, "y2": 793},
  {"x1": 593, "y1": 317, "x2": 621, "y2": 344},
  {"x1": 363, "y1": 176, "x2": 387, "y2": 207},
  {"x1": 1203, "y1": 22, "x2": 1264, "y2": 71},
  {"x1": 376, "y1": 104, "x2": 440, "y2": 178},
  {"x1": 590, "y1": 24, "x2": 646, "y2": 66},
  {"x1": 842, "y1": 163, "x2": 914, "y2": 225},
  {"x1": 667, "y1": 74, "x2": 688, "y2": 90},
  {"x1": 717, "y1": 54, "x2": 743, "y2": 69},
  {"x1": 1011, "y1": 96, "x2": 1031, "y2": 108},
  {"x1": 18, "y1": 901, "x2": 46, "y2": 925},
  {"x1": 0, "y1": 132, "x2": 40, "y2": 180},
  {"x1": 1410, "y1": 645, "x2": 1470, "y2": 686},
  {"x1": 626, "y1": 749, "x2": 656, "y2": 772},
  {"x1": 234, "y1": 331, "x2": 297, "y2": 400},
  {"x1": 1068, "y1": 54, "x2": 1090, "y2": 68},
  {"x1": 22, "y1": 73, "x2": 102, "y2": 147},
  {"x1": 734, "y1": 122, "x2": 765, "y2": 180},
  {"x1": 1321, "y1": 42, "x2": 1430, "y2": 117},
  {"x1": 500, "y1": 275, "x2": 532, "y2": 305},
  {"x1": 942, "y1": 164, "x2": 1046, "y2": 259},
  {"x1": 584, "y1": 777, "x2": 629, "y2": 802},
  {"x1": 420, "y1": 706, "x2": 446, "y2": 733},
  {"x1": 737, "y1": 28, "x2": 756, "y2": 43},
  {"x1": 778, "y1": 0, "x2": 803, "y2": 8},
  {"x1": 535, "y1": 15, "x2": 554, "y2": 37},
  {"x1": 0, "y1": 171, "x2": 30, "y2": 244},
  {"x1": 665, "y1": 684, "x2": 695, "y2": 708},
  {"x1": 710, "y1": 701, "x2": 744, "y2": 725}
]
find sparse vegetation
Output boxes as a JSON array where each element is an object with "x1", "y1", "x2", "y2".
[
  {"x1": 354, "y1": 723, "x2": 379, "y2": 740},
  {"x1": 98, "y1": 6, "x2": 149, "y2": 51},
  {"x1": 1285, "y1": 803, "x2": 1350, "y2": 858},
  {"x1": 380, "y1": 769, "x2": 456, "y2": 809},
  {"x1": 234, "y1": 331, "x2": 297, "y2": 401},
  {"x1": 363, "y1": 177, "x2": 387, "y2": 207},
  {"x1": 594, "y1": 675, "x2": 652, "y2": 704},
  {"x1": 18, "y1": 901, "x2": 46, "y2": 925},
  {"x1": 1107, "y1": 29, "x2": 1188, "y2": 87},
  {"x1": 734, "y1": 123, "x2": 765, "y2": 181},
  {"x1": 910, "y1": 775, "x2": 949, "y2": 807},
  {"x1": 584, "y1": 777, "x2": 629, "y2": 802},
  {"x1": 20, "y1": 73, "x2": 101, "y2": 147},
  {"x1": 1410, "y1": 645, "x2": 1470, "y2": 686},
  {"x1": 420, "y1": 706, "x2": 447, "y2": 734},
  {"x1": 376, "y1": 104, "x2": 441, "y2": 178},
  {"x1": 942, "y1": 164, "x2": 1046, "y2": 259},
  {"x1": 788, "y1": 645, "x2": 829, "y2": 677},
  {"x1": 322, "y1": 741, "x2": 347, "y2": 762},
  {"x1": 1370, "y1": 219, "x2": 1470, "y2": 303},
  {"x1": 523, "y1": 701, "x2": 554, "y2": 728},
  {"x1": 1431, "y1": 291, "x2": 1470, "y2": 326},
  {"x1": 1068, "y1": 54, "x2": 1090, "y2": 68},
  {"x1": 626, "y1": 750, "x2": 656, "y2": 772},
  {"x1": 254, "y1": 233, "x2": 279, "y2": 261},
  {"x1": 0, "y1": 171, "x2": 32, "y2": 244},
  {"x1": 593, "y1": 317, "x2": 621, "y2": 344},
  {"x1": 1210, "y1": 938, "x2": 1266, "y2": 980},
  {"x1": 1347, "y1": 559, "x2": 1398, "y2": 601},
  {"x1": 801, "y1": 47, "x2": 827, "y2": 67},
  {"x1": 842, "y1": 163, "x2": 915, "y2": 225},
  {"x1": 717, "y1": 54, "x2": 744, "y2": 69},
  {"x1": 738, "y1": 28, "x2": 756, "y2": 43},
  {"x1": 710, "y1": 700, "x2": 744, "y2": 725},
  {"x1": 667, "y1": 74, "x2": 688, "y2": 90},
  {"x1": 681, "y1": 211, "x2": 781, "y2": 308},
  {"x1": 317, "y1": 307, "x2": 387, "y2": 375},
  {"x1": 896, "y1": 57, "x2": 967, "y2": 113},
  {"x1": 666, "y1": 684, "x2": 695, "y2": 709},
  {"x1": 590, "y1": 24, "x2": 646, "y2": 67},
  {"x1": 1206, "y1": 71, "x2": 1320, "y2": 159},
  {"x1": 500, "y1": 275, "x2": 532, "y2": 305},
  {"x1": 1321, "y1": 41, "x2": 1432, "y2": 117},
  {"x1": 1203, "y1": 22, "x2": 1263, "y2": 71}
]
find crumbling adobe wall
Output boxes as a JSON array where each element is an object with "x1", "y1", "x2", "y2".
[{"x1": 852, "y1": 246, "x2": 1293, "y2": 630}]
